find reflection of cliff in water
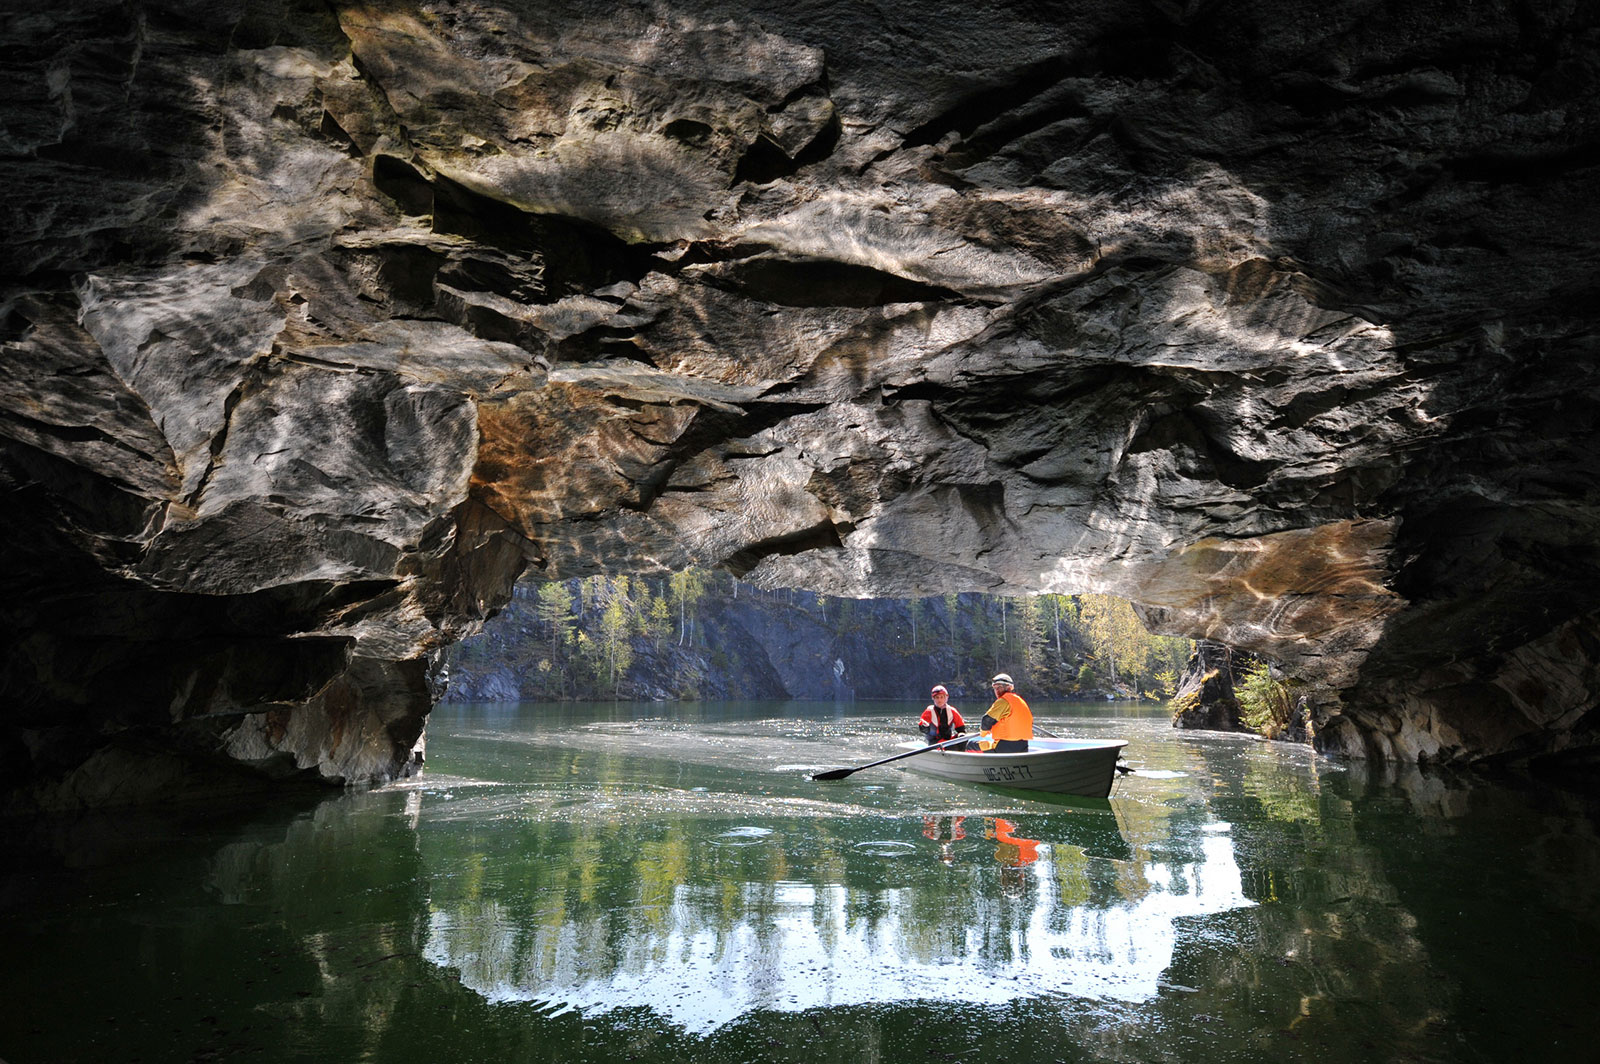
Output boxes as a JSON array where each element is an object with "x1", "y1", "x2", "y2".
[
  {"x1": 1151, "y1": 746, "x2": 1450, "y2": 1055},
  {"x1": 1340, "y1": 761, "x2": 1600, "y2": 1058},
  {"x1": 0, "y1": 790, "x2": 466, "y2": 1064},
  {"x1": 1161, "y1": 739, "x2": 1600, "y2": 1059},
  {"x1": 418, "y1": 798, "x2": 1252, "y2": 1033},
  {"x1": 13, "y1": 709, "x2": 1598, "y2": 1063}
]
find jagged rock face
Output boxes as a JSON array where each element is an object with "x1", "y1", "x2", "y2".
[
  {"x1": 1171, "y1": 641, "x2": 1249, "y2": 734},
  {"x1": 2, "y1": 0, "x2": 1598, "y2": 805}
]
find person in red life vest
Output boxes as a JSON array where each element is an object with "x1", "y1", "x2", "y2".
[
  {"x1": 921, "y1": 814, "x2": 967, "y2": 841},
  {"x1": 923, "y1": 815, "x2": 967, "y2": 865},
  {"x1": 977, "y1": 672, "x2": 1033, "y2": 752},
  {"x1": 918, "y1": 684, "x2": 966, "y2": 744}
]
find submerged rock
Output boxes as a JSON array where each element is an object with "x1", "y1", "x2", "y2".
[{"x1": 3, "y1": 0, "x2": 1599, "y2": 804}]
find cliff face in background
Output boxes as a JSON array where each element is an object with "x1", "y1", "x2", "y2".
[
  {"x1": 3, "y1": 0, "x2": 1600, "y2": 807},
  {"x1": 439, "y1": 577, "x2": 1123, "y2": 705}
]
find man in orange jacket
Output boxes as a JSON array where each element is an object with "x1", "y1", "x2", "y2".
[{"x1": 977, "y1": 672, "x2": 1033, "y2": 752}]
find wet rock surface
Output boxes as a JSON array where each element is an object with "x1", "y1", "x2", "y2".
[{"x1": 2, "y1": 0, "x2": 1598, "y2": 804}]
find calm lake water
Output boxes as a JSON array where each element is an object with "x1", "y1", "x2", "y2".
[{"x1": 3, "y1": 700, "x2": 1599, "y2": 1063}]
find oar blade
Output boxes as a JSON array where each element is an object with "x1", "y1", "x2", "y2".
[{"x1": 809, "y1": 767, "x2": 854, "y2": 781}]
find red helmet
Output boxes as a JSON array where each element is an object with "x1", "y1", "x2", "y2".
[{"x1": 931, "y1": 685, "x2": 948, "y2": 695}]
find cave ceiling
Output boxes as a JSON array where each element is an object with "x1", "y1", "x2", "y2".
[{"x1": 3, "y1": 0, "x2": 1599, "y2": 805}]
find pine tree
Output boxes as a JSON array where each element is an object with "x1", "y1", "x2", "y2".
[{"x1": 534, "y1": 581, "x2": 575, "y2": 694}]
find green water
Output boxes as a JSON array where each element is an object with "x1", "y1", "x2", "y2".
[{"x1": 3, "y1": 701, "x2": 1598, "y2": 1063}]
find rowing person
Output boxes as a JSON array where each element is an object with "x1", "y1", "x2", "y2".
[
  {"x1": 976, "y1": 672, "x2": 1033, "y2": 753},
  {"x1": 918, "y1": 684, "x2": 966, "y2": 745}
]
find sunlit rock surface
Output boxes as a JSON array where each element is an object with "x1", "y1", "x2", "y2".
[{"x1": 3, "y1": 0, "x2": 1598, "y2": 804}]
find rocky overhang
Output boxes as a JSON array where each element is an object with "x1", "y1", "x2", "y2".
[{"x1": 2, "y1": 0, "x2": 1598, "y2": 807}]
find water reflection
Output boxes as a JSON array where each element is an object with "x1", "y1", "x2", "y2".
[
  {"x1": 922, "y1": 814, "x2": 964, "y2": 864},
  {"x1": 4, "y1": 703, "x2": 1600, "y2": 1064},
  {"x1": 418, "y1": 793, "x2": 1254, "y2": 1033}
]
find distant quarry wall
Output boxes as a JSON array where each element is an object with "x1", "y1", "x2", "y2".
[
  {"x1": 439, "y1": 579, "x2": 1137, "y2": 705},
  {"x1": 3, "y1": 0, "x2": 1600, "y2": 808}
]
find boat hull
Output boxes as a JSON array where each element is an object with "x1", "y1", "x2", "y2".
[{"x1": 893, "y1": 738, "x2": 1128, "y2": 798}]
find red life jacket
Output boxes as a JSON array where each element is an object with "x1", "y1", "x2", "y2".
[{"x1": 919, "y1": 701, "x2": 965, "y2": 739}]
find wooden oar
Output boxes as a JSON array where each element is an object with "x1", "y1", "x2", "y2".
[{"x1": 810, "y1": 735, "x2": 970, "y2": 781}]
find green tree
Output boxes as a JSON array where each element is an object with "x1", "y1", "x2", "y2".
[
  {"x1": 599, "y1": 593, "x2": 633, "y2": 693},
  {"x1": 645, "y1": 589, "x2": 672, "y2": 649},
  {"x1": 534, "y1": 581, "x2": 576, "y2": 690},
  {"x1": 1078, "y1": 594, "x2": 1194, "y2": 695},
  {"x1": 667, "y1": 570, "x2": 706, "y2": 646},
  {"x1": 1014, "y1": 595, "x2": 1042, "y2": 677},
  {"x1": 570, "y1": 629, "x2": 604, "y2": 690},
  {"x1": 1080, "y1": 594, "x2": 1133, "y2": 688},
  {"x1": 1039, "y1": 594, "x2": 1076, "y2": 661},
  {"x1": 1237, "y1": 659, "x2": 1295, "y2": 737},
  {"x1": 1144, "y1": 634, "x2": 1192, "y2": 696}
]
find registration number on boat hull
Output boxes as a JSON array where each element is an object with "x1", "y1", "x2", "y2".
[{"x1": 982, "y1": 765, "x2": 1034, "y2": 782}]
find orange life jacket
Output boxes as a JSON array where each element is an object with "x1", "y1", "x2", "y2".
[
  {"x1": 989, "y1": 817, "x2": 1040, "y2": 866},
  {"x1": 981, "y1": 691, "x2": 1032, "y2": 745}
]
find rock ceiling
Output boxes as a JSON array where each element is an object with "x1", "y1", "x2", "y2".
[{"x1": 2, "y1": 0, "x2": 1598, "y2": 806}]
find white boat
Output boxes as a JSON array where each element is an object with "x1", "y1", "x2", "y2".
[{"x1": 892, "y1": 737, "x2": 1128, "y2": 798}]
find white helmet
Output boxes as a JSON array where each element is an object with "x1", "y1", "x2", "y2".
[{"x1": 990, "y1": 673, "x2": 1014, "y2": 687}]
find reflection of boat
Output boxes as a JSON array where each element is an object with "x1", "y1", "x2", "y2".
[
  {"x1": 1008, "y1": 801, "x2": 1134, "y2": 862},
  {"x1": 977, "y1": 790, "x2": 1131, "y2": 860},
  {"x1": 893, "y1": 738, "x2": 1128, "y2": 798}
]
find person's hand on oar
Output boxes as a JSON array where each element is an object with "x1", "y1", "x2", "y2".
[{"x1": 811, "y1": 735, "x2": 969, "y2": 781}]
